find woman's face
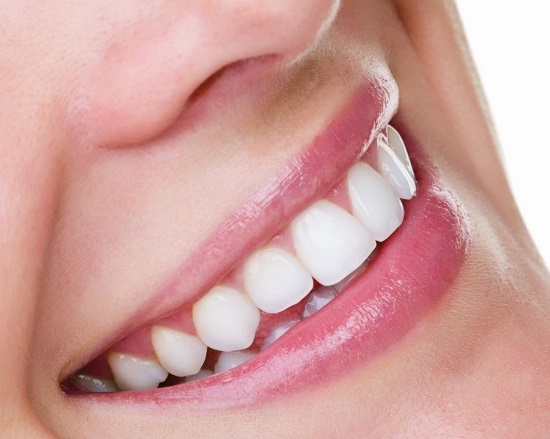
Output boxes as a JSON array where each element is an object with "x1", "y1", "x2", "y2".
[{"x1": 2, "y1": 0, "x2": 550, "y2": 437}]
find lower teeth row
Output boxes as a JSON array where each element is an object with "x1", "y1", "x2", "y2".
[{"x1": 70, "y1": 125, "x2": 416, "y2": 393}]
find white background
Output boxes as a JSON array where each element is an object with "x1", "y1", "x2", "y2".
[{"x1": 456, "y1": 2, "x2": 550, "y2": 267}]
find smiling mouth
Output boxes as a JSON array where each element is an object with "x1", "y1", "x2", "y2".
[{"x1": 63, "y1": 71, "x2": 470, "y2": 407}]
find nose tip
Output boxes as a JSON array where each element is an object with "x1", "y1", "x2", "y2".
[{"x1": 80, "y1": 0, "x2": 341, "y2": 148}]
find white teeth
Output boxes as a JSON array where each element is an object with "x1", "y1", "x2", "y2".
[
  {"x1": 100, "y1": 125, "x2": 415, "y2": 393},
  {"x1": 302, "y1": 286, "x2": 338, "y2": 318},
  {"x1": 243, "y1": 248, "x2": 313, "y2": 313},
  {"x1": 386, "y1": 125, "x2": 414, "y2": 179},
  {"x1": 193, "y1": 286, "x2": 261, "y2": 352},
  {"x1": 214, "y1": 351, "x2": 256, "y2": 374},
  {"x1": 185, "y1": 369, "x2": 214, "y2": 383},
  {"x1": 261, "y1": 319, "x2": 300, "y2": 350},
  {"x1": 107, "y1": 353, "x2": 168, "y2": 391},
  {"x1": 71, "y1": 374, "x2": 119, "y2": 393},
  {"x1": 377, "y1": 136, "x2": 416, "y2": 200},
  {"x1": 347, "y1": 162, "x2": 405, "y2": 241},
  {"x1": 151, "y1": 326, "x2": 207, "y2": 377},
  {"x1": 292, "y1": 200, "x2": 376, "y2": 286}
]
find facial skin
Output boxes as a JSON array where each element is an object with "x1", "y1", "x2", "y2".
[{"x1": 1, "y1": 0, "x2": 550, "y2": 437}]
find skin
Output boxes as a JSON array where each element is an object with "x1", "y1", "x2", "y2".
[{"x1": 1, "y1": 0, "x2": 549, "y2": 437}]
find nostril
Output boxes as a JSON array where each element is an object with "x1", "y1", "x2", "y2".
[
  {"x1": 72, "y1": 0, "x2": 340, "y2": 150},
  {"x1": 182, "y1": 54, "x2": 280, "y2": 121},
  {"x1": 80, "y1": 53, "x2": 280, "y2": 150}
]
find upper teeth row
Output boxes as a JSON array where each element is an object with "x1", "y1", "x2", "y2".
[{"x1": 79, "y1": 125, "x2": 416, "y2": 392}]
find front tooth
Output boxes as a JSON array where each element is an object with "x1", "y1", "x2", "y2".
[
  {"x1": 302, "y1": 286, "x2": 338, "y2": 318},
  {"x1": 261, "y1": 319, "x2": 300, "y2": 350},
  {"x1": 71, "y1": 374, "x2": 119, "y2": 393},
  {"x1": 214, "y1": 351, "x2": 256, "y2": 374},
  {"x1": 185, "y1": 369, "x2": 213, "y2": 383},
  {"x1": 243, "y1": 248, "x2": 313, "y2": 313},
  {"x1": 386, "y1": 125, "x2": 415, "y2": 179},
  {"x1": 107, "y1": 353, "x2": 168, "y2": 391},
  {"x1": 151, "y1": 326, "x2": 207, "y2": 377},
  {"x1": 347, "y1": 162, "x2": 405, "y2": 241},
  {"x1": 377, "y1": 137, "x2": 416, "y2": 200},
  {"x1": 193, "y1": 286, "x2": 261, "y2": 352},
  {"x1": 292, "y1": 200, "x2": 376, "y2": 286}
]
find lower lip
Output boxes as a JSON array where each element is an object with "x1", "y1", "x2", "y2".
[{"x1": 76, "y1": 123, "x2": 471, "y2": 409}]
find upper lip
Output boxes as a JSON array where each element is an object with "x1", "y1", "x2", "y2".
[{"x1": 66, "y1": 63, "x2": 469, "y2": 410}]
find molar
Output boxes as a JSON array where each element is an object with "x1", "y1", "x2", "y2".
[
  {"x1": 192, "y1": 286, "x2": 261, "y2": 352},
  {"x1": 151, "y1": 326, "x2": 207, "y2": 377},
  {"x1": 243, "y1": 247, "x2": 313, "y2": 313},
  {"x1": 291, "y1": 200, "x2": 376, "y2": 286}
]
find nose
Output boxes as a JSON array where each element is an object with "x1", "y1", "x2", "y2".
[{"x1": 83, "y1": 0, "x2": 341, "y2": 147}]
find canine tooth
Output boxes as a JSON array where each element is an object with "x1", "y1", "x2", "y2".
[
  {"x1": 193, "y1": 286, "x2": 261, "y2": 352},
  {"x1": 302, "y1": 286, "x2": 338, "y2": 318},
  {"x1": 185, "y1": 369, "x2": 213, "y2": 383},
  {"x1": 386, "y1": 125, "x2": 415, "y2": 179},
  {"x1": 377, "y1": 137, "x2": 416, "y2": 200},
  {"x1": 292, "y1": 200, "x2": 376, "y2": 286},
  {"x1": 71, "y1": 374, "x2": 119, "y2": 393},
  {"x1": 151, "y1": 326, "x2": 207, "y2": 377},
  {"x1": 261, "y1": 319, "x2": 300, "y2": 350},
  {"x1": 244, "y1": 247, "x2": 313, "y2": 313},
  {"x1": 107, "y1": 353, "x2": 168, "y2": 391},
  {"x1": 214, "y1": 351, "x2": 256, "y2": 374},
  {"x1": 348, "y1": 162, "x2": 405, "y2": 241}
]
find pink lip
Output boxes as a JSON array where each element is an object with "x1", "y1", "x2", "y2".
[{"x1": 70, "y1": 75, "x2": 470, "y2": 409}]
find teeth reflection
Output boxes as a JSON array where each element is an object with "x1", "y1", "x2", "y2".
[
  {"x1": 214, "y1": 351, "x2": 256, "y2": 374},
  {"x1": 71, "y1": 374, "x2": 119, "y2": 393},
  {"x1": 333, "y1": 262, "x2": 368, "y2": 293},
  {"x1": 185, "y1": 369, "x2": 214, "y2": 383},
  {"x1": 261, "y1": 319, "x2": 301, "y2": 350},
  {"x1": 302, "y1": 286, "x2": 338, "y2": 319}
]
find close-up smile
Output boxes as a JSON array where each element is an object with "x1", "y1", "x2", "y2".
[
  {"x1": 3, "y1": 1, "x2": 549, "y2": 437},
  {"x1": 66, "y1": 82, "x2": 469, "y2": 409}
]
